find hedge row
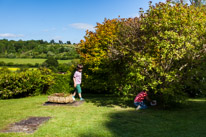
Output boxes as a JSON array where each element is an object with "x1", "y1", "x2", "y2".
[
  {"x1": 0, "y1": 61, "x2": 40, "y2": 67},
  {"x1": 47, "y1": 71, "x2": 74, "y2": 94},
  {"x1": 0, "y1": 68, "x2": 74, "y2": 99}
]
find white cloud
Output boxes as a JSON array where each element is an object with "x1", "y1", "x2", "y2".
[
  {"x1": 0, "y1": 33, "x2": 24, "y2": 38},
  {"x1": 70, "y1": 23, "x2": 95, "y2": 31}
]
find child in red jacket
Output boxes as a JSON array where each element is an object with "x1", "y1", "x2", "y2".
[{"x1": 134, "y1": 90, "x2": 154, "y2": 110}]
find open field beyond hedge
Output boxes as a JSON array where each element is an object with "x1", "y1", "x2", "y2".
[
  {"x1": 0, "y1": 67, "x2": 37, "y2": 71},
  {"x1": 0, "y1": 95, "x2": 206, "y2": 137},
  {"x1": 0, "y1": 58, "x2": 78, "y2": 65}
]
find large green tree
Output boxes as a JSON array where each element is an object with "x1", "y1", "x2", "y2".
[{"x1": 79, "y1": 1, "x2": 206, "y2": 105}]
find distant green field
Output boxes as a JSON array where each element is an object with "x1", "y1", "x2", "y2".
[{"x1": 0, "y1": 58, "x2": 78, "y2": 65}]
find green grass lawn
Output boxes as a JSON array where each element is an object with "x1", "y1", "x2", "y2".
[
  {"x1": 0, "y1": 95, "x2": 206, "y2": 137},
  {"x1": 0, "y1": 58, "x2": 77, "y2": 65}
]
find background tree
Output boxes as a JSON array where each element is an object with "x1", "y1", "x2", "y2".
[
  {"x1": 50, "y1": 39, "x2": 55, "y2": 44},
  {"x1": 59, "y1": 40, "x2": 63, "y2": 44},
  {"x1": 42, "y1": 56, "x2": 59, "y2": 72},
  {"x1": 66, "y1": 41, "x2": 71, "y2": 44}
]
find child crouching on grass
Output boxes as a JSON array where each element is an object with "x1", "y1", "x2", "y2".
[
  {"x1": 72, "y1": 64, "x2": 84, "y2": 101},
  {"x1": 134, "y1": 90, "x2": 153, "y2": 110}
]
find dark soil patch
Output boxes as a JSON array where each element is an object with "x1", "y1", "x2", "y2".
[
  {"x1": 43, "y1": 100, "x2": 85, "y2": 106},
  {"x1": 0, "y1": 117, "x2": 51, "y2": 133}
]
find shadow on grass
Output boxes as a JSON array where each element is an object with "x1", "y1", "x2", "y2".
[
  {"x1": 79, "y1": 97, "x2": 206, "y2": 137},
  {"x1": 83, "y1": 94, "x2": 134, "y2": 108},
  {"x1": 108, "y1": 99, "x2": 206, "y2": 137}
]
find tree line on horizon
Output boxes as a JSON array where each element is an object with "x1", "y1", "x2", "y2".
[{"x1": 0, "y1": 39, "x2": 79, "y2": 60}]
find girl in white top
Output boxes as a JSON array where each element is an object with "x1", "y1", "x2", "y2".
[{"x1": 72, "y1": 64, "x2": 84, "y2": 101}]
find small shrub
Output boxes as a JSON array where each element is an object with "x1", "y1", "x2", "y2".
[
  {"x1": 42, "y1": 57, "x2": 59, "y2": 72},
  {"x1": 0, "y1": 61, "x2": 6, "y2": 66},
  {"x1": 7, "y1": 62, "x2": 14, "y2": 66}
]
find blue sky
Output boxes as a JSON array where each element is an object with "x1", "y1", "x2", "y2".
[{"x1": 0, "y1": 0, "x2": 165, "y2": 43}]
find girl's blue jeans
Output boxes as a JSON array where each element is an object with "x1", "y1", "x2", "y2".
[{"x1": 134, "y1": 101, "x2": 147, "y2": 109}]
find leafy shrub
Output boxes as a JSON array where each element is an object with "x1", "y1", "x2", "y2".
[
  {"x1": 47, "y1": 71, "x2": 74, "y2": 94},
  {"x1": 0, "y1": 68, "x2": 54, "y2": 99},
  {"x1": 0, "y1": 61, "x2": 6, "y2": 66}
]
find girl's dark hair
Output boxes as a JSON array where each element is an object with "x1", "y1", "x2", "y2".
[{"x1": 76, "y1": 64, "x2": 83, "y2": 69}]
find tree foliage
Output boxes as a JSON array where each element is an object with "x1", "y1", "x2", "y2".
[
  {"x1": 78, "y1": 1, "x2": 206, "y2": 105},
  {"x1": 78, "y1": 18, "x2": 123, "y2": 92},
  {"x1": 125, "y1": 1, "x2": 206, "y2": 104}
]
